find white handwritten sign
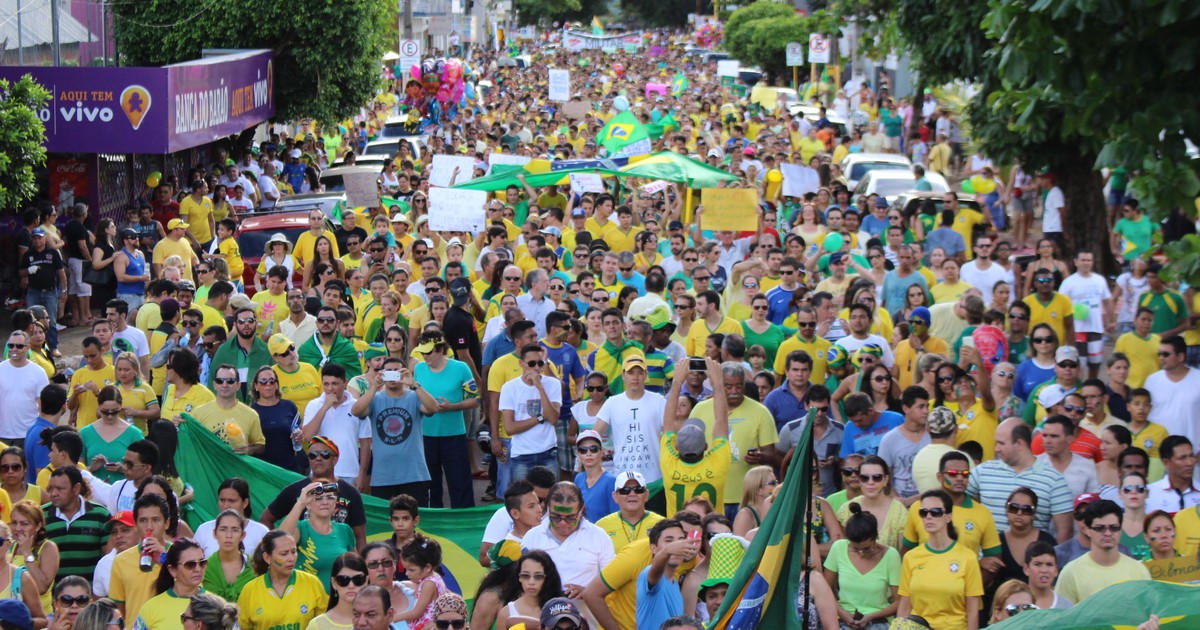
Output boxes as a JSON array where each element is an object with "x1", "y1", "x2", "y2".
[
  {"x1": 549, "y1": 69, "x2": 571, "y2": 102},
  {"x1": 781, "y1": 163, "x2": 820, "y2": 198},
  {"x1": 343, "y1": 171, "x2": 381, "y2": 209},
  {"x1": 429, "y1": 154, "x2": 478, "y2": 188},
  {"x1": 641, "y1": 180, "x2": 671, "y2": 195},
  {"x1": 569, "y1": 172, "x2": 605, "y2": 195},
  {"x1": 428, "y1": 188, "x2": 489, "y2": 232}
]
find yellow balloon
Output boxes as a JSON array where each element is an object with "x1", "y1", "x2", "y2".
[
  {"x1": 146, "y1": 175, "x2": 160, "y2": 188},
  {"x1": 970, "y1": 175, "x2": 996, "y2": 194}
]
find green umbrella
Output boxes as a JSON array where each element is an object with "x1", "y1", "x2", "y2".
[
  {"x1": 617, "y1": 151, "x2": 739, "y2": 188},
  {"x1": 988, "y1": 581, "x2": 1200, "y2": 630}
]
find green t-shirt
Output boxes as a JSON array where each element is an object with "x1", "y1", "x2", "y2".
[
  {"x1": 1139, "y1": 290, "x2": 1187, "y2": 335},
  {"x1": 1113, "y1": 215, "x2": 1155, "y2": 261},
  {"x1": 823, "y1": 538, "x2": 902, "y2": 616},
  {"x1": 297, "y1": 520, "x2": 356, "y2": 593},
  {"x1": 740, "y1": 321, "x2": 790, "y2": 367}
]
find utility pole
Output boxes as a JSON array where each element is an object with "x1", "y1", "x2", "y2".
[
  {"x1": 16, "y1": 0, "x2": 23, "y2": 64},
  {"x1": 50, "y1": 0, "x2": 62, "y2": 65},
  {"x1": 404, "y1": 0, "x2": 413, "y2": 39}
]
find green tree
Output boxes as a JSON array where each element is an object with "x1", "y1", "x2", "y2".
[
  {"x1": 516, "y1": 0, "x2": 582, "y2": 25},
  {"x1": 621, "y1": 0, "x2": 708, "y2": 28},
  {"x1": 0, "y1": 75, "x2": 50, "y2": 210},
  {"x1": 111, "y1": 0, "x2": 391, "y2": 124},
  {"x1": 725, "y1": 1, "x2": 794, "y2": 64}
]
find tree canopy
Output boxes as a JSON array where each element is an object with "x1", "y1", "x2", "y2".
[
  {"x1": 111, "y1": 0, "x2": 391, "y2": 124},
  {"x1": 725, "y1": 2, "x2": 838, "y2": 81},
  {"x1": 0, "y1": 75, "x2": 50, "y2": 210}
]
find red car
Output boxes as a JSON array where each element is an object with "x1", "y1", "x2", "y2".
[{"x1": 236, "y1": 210, "x2": 318, "y2": 296}]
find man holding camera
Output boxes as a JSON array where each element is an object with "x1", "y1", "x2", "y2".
[
  {"x1": 351, "y1": 356, "x2": 439, "y2": 505},
  {"x1": 261, "y1": 435, "x2": 368, "y2": 549}
]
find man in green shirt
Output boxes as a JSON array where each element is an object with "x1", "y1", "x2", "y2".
[{"x1": 1139, "y1": 264, "x2": 1189, "y2": 336}]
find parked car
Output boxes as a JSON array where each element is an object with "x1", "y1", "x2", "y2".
[
  {"x1": 363, "y1": 137, "x2": 423, "y2": 160},
  {"x1": 890, "y1": 191, "x2": 982, "y2": 219},
  {"x1": 853, "y1": 170, "x2": 950, "y2": 203},
  {"x1": 330, "y1": 155, "x2": 388, "y2": 170},
  {"x1": 380, "y1": 115, "x2": 420, "y2": 139},
  {"x1": 236, "y1": 210, "x2": 335, "y2": 295},
  {"x1": 841, "y1": 153, "x2": 913, "y2": 189}
]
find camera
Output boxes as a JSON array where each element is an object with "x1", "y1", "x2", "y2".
[
  {"x1": 688, "y1": 357, "x2": 707, "y2": 372},
  {"x1": 381, "y1": 370, "x2": 401, "y2": 382},
  {"x1": 310, "y1": 482, "x2": 339, "y2": 496}
]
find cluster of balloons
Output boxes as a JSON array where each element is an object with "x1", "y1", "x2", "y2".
[
  {"x1": 961, "y1": 175, "x2": 997, "y2": 195},
  {"x1": 694, "y1": 23, "x2": 722, "y2": 49},
  {"x1": 405, "y1": 58, "x2": 474, "y2": 124},
  {"x1": 145, "y1": 171, "x2": 162, "y2": 188}
]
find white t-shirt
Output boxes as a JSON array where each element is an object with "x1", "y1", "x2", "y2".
[
  {"x1": 1144, "y1": 368, "x2": 1200, "y2": 445},
  {"x1": 229, "y1": 196, "x2": 254, "y2": 213},
  {"x1": 499, "y1": 375, "x2": 562, "y2": 457},
  {"x1": 968, "y1": 154, "x2": 994, "y2": 174},
  {"x1": 0, "y1": 361, "x2": 49, "y2": 438},
  {"x1": 192, "y1": 518, "x2": 270, "y2": 557},
  {"x1": 522, "y1": 519, "x2": 615, "y2": 589},
  {"x1": 835, "y1": 333, "x2": 896, "y2": 368},
  {"x1": 1058, "y1": 272, "x2": 1111, "y2": 333},
  {"x1": 304, "y1": 394, "x2": 372, "y2": 479},
  {"x1": 93, "y1": 549, "x2": 117, "y2": 597},
  {"x1": 481, "y1": 504, "x2": 549, "y2": 545},
  {"x1": 1115, "y1": 272, "x2": 1149, "y2": 324},
  {"x1": 113, "y1": 326, "x2": 150, "y2": 359},
  {"x1": 959, "y1": 261, "x2": 1013, "y2": 305},
  {"x1": 595, "y1": 391, "x2": 666, "y2": 482},
  {"x1": 1042, "y1": 187, "x2": 1065, "y2": 232},
  {"x1": 257, "y1": 176, "x2": 280, "y2": 209}
]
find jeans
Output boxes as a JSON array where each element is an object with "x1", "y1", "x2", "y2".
[
  {"x1": 509, "y1": 448, "x2": 558, "y2": 484},
  {"x1": 496, "y1": 438, "x2": 513, "y2": 498},
  {"x1": 26, "y1": 287, "x2": 59, "y2": 350},
  {"x1": 117, "y1": 293, "x2": 145, "y2": 310},
  {"x1": 424, "y1": 434, "x2": 474, "y2": 508}
]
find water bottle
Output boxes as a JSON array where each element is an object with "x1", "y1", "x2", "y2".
[
  {"x1": 180, "y1": 332, "x2": 191, "y2": 349},
  {"x1": 265, "y1": 319, "x2": 276, "y2": 335},
  {"x1": 291, "y1": 414, "x2": 303, "y2": 452},
  {"x1": 139, "y1": 529, "x2": 155, "y2": 572}
]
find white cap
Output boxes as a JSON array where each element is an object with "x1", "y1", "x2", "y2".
[
  {"x1": 575, "y1": 429, "x2": 603, "y2": 445},
  {"x1": 707, "y1": 148, "x2": 722, "y2": 158},
  {"x1": 614, "y1": 470, "x2": 647, "y2": 487},
  {"x1": 289, "y1": 148, "x2": 302, "y2": 158}
]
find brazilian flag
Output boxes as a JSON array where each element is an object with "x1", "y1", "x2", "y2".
[{"x1": 595, "y1": 111, "x2": 651, "y2": 157}]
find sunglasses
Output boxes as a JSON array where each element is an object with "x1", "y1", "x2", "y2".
[
  {"x1": 586, "y1": 385, "x2": 606, "y2": 392},
  {"x1": 673, "y1": 303, "x2": 691, "y2": 310},
  {"x1": 942, "y1": 469, "x2": 969, "y2": 479},
  {"x1": 332, "y1": 573, "x2": 368, "y2": 587},
  {"x1": 214, "y1": 377, "x2": 238, "y2": 385},
  {"x1": 386, "y1": 337, "x2": 405, "y2": 343},
  {"x1": 871, "y1": 375, "x2": 889, "y2": 383},
  {"x1": 274, "y1": 345, "x2": 296, "y2": 356},
  {"x1": 841, "y1": 467, "x2": 860, "y2": 477},
  {"x1": 858, "y1": 473, "x2": 885, "y2": 482},
  {"x1": 202, "y1": 342, "x2": 219, "y2": 350},
  {"x1": 752, "y1": 305, "x2": 769, "y2": 311},
  {"x1": 57, "y1": 595, "x2": 90, "y2": 607},
  {"x1": 907, "y1": 319, "x2": 927, "y2": 327},
  {"x1": 1090, "y1": 524, "x2": 1121, "y2": 534},
  {"x1": 548, "y1": 513, "x2": 579, "y2": 524},
  {"x1": 236, "y1": 317, "x2": 257, "y2": 325},
  {"x1": 1058, "y1": 361, "x2": 1079, "y2": 369},
  {"x1": 592, "y1": 296, "x2": 609, "y2": 302},
  {"x1": 616, "y1": 486, "x2": 647, "y2": 495},
  {"x1": 693, "y1": 276, "x2": 711, "y2": 281},
  {"x1": 181, "y1": 321, "x2": 200, "y2": 328},
  {"x1": 1158, "y1": 351, "x2": 1175, "y2": 358},
  {"x1": 177, "y1": 558, "x2": 208, "y2": 571},
  {"x1": 1062, "y1": 404, "x2": 1085, "y2": 414},
  {"x1": 99, "y1": 408, "x2": 123, "y2": 417},
  {"x1": 1035, "y1": 277, "x2": 1054, "y2": 284},
  {"x1": 308, "y1": 451, "x2": 335, "y2": 460},
  {"x1": 549, "y1": 285, "x2": 565, "y2": 291},
  {"x1": 577, "y1": 445, "x2": 601, "y2": 454},
  {"x1": 918, "y1": 507, "x2": 947, "y2": 518},
  {"x1": 1032, "y1": 336, "x2": 1055, "y2": 344},
  {"x1": 504, "y1": 275, "x2": 523, "y2": 281},
  {"x1": 6, "y1": 343, "x2": 26, "y2": 351},
  {"x1": 367, "y1": 559, "x2": 395, "y2": 570},
  {"x1": 526, "y1": 360, "x2": 546, "y2": 368},
  {"x1": 434, "y1": 621, "x2": 466, "y2": 630},
  {"x1": 257, "y1": 378, "x2": 278, "y2": 385},
  {"x1": 937, "y1": 375, "x2": 955, "y2": 383},
  {"x1": 1006, "y1": 502, "x2": 1036, "y2": 516},
  {"x1": 1122, "y1": 484, "x2": 1147, "y2": 493},
  {"x1": 1005, "y1": 604, "x2": 1038, "y2": 616},
  {"x1": 1008, "y1": 312, "x2": 1029, "y2": 320},
  {"x1": 0, "y1": 463, "x2": 22, "y2": 473},
  {"x1": 683, "y1": 257, "x2": 698, "y2": 263}
]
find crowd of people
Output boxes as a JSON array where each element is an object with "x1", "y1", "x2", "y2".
[{"x1": 0, "y1": 29, "x2": 1193, "y2": 630}]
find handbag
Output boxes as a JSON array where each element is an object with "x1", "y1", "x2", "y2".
[{"x1": 82, "y1": 260, "x2": 114, "y2": 286}]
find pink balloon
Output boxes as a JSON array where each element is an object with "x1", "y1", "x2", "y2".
[
  {"x1": 411, "y1": 65, "x2": 421, "y2": 80},
  {"x1": 437, "y1": 83, "x2": 452, "y2": 104}
]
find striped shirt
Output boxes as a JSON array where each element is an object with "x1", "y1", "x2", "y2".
[
  {"x1": 642, "y1": 349, "x2": 675, "y2": 394},
  {"x1": 966, "y1": 459, "x2": 1073, "y2": 531},
  {"x1": 44, "y1": 499, "x2": 111, "y2": 580}
]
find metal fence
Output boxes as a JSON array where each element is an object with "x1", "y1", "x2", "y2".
[{"x1": 96, "y1": 144, "x2": 218, "y2": 223}]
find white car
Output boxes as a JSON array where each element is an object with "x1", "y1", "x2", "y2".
[
  {"x1": 853, "y1": 170, "x2": 949, "y2": 203},
  {"x1": 364, "y1": 137, "x2": 423, "y2": 160},
  {"x1": 841, "y1": 153, "x2": 913, "y2": 189}
]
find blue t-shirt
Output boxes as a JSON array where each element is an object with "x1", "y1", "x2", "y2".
[
  {"x1": 861, "y1": 214, "x2": 890, "y2": 238},
  {"x1": 766, "y1": 285, "x2": 795, "y2": 325},
  {"x1": 24, "y1": 417, "x2": 55, "y2": 484},
  {"x1": 841, "y1": 410, "x2": 904, "y2": 458},
  {"x1": 543, "y1": 340, "x2": 586, "y2": 420},
  {"x1": 367, "y1": 391, "x2": 431, "y2": 486},
  {"x1": 880, "y1": 271, "x2": 929, "y2": 313},
  {"x1": 482, "y1": 333, "x2": 515, "y2": 367},
  {"x1": 413, "y1": 359, "x2": 476, "y2": 437},
  {"x1": 1014, "y1": 360, "x2": 1055, "y2": 402},
  {"x1": 636, "y1": 565, "x2": 683, "y2": 630},
  {"x1": 575, "y1": 470, "x2": 619, "y2": 522},
  {"x1": 253, "y1": 399, "x2": 301, "y2": 472}
]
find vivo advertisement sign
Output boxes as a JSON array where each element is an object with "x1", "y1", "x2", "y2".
[{"x1": 0, "y1": 49, "x2": 274, "y2": 154}]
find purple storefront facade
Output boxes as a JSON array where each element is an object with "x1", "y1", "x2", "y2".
[{"x1": 0, "y1": 50, "x2": 275, "y2": 221}]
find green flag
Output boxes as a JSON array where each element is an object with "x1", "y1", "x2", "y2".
[
  {"x1": 988, "y1": 581, "x2": 1200, "y2": 629},
  {"x1": 174, "y1": 419, "x2": 493, "y2": 603},
  {"x1": 596, "y1": 111, "x2": 652, "y2": 156},
  {"x1": 707, "y1": 412, "x2": 815, "y2": 629},
  {"x1": 647, "y1": 113, "x2": 679, "y2": 140}
]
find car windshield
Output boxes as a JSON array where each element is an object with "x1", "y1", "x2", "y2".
[
  {"x1": 238, "y1": 227, "x2": 307, "y2": 261},
  {"x1": 365, "y1": 142, "x2": 399, "y2": 156},
  {"x1": 850, "y1": 162, "x2": 909, "y2": 181},
  {"x1": 873, "y1": 179, "x2": 917, "y2": 197}
]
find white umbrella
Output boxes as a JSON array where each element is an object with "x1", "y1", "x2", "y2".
[{"x1": 383, "y1": 51, "x2": 400, "y2": 61}]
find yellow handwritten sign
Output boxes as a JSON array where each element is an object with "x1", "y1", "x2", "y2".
[
  {"x1": 699, "y1": 188, "x2": 758, "y2": 232},
  {"x1": 1145, "y1": 555, "x2": 1200, "y2": 583}
]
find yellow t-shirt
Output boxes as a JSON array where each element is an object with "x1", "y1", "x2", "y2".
[
  {"x1": 954, "y1": 400, "x2": 997, "y2": 462},
  {"x1": 901, "y1": 497, "x2": 1001, "y2": 556},
  {"x1": 604, "y1": 226, "x2": 643, "y2": 253},
  {"x1": 1113, "y1": 332, "x2": 1160, "y2": 388},
  {"x1": 253, "y1": 290, "x2": 290, "y2": 328},
  {"x1": 1023, "y1": 293, "x2": 1074, "y2": 346},
  {"x1": 149, "y1": 328, "x2": 173, "y2": 397},
  {"x1": 152, "y1": 238, "x2": 196, "y2": 279},
  {"x1": 199, "y1": 304, "x2": 228, "y2": 333},
  {"x1": 136, "y1": 589, "x2": 192, "y2": 630},
  {"x1": 294, "y1": 230, "x2": 340, "y2": 270},
  {"x1": 952, "y1": 209, "x2": 985, "y2": 259},
  {"x1": 598, "y1": 537, "x2": 696, "y2": 630},
  {"x1": 1174, "y1": 506, "x2": 1200, "y2": 558},
  {"x1": 161, "y1": 382, "x2": 216, "y2": 421},
  {"x1": 486, "y1": 353, "x2": 527, "y2": 440},
  {"x1": 217, "y1": 237, "x2": 245, "y2": 279},
  {"x1": 71, "y1": 364, "x2": 116, "y2": 429},
  {"x1": 595, "y1": 511, "x2": 664, "y2": 554},
  {"x1": 584, "y1": 217, "x2": 616, "y2": 239},
  {"x1": 1130, "y1": 421, "x2": 1169, "y2": 460},
  {"x1": 659, "y1": 433, "x2": 731, "y2": 516},
  {"x1": 684, "y1": 316, "x2": 742, "y2": 358},
  {"x1": 180, "y1": 195, "x2": 215, "y2": 243},
  {"x1": 274, "y1": 363, "x2": 322, "y2": 416},
  {"x1": 691, "y1": 398, "x2": 779, "y2": 505},
  {"x1": 110, "y1": 545, "x2": 163, "y2": 621},
  {"x1": 190, "y1": 400, "x2": 266, "y2": 450},
  {"x1": 773, "y1": 335, "x2": 832, "y2": 386},
  {"x1": 898, "y1": 542, "x2": 983, "y2": 630},
  {"x1": 0, "y1": 487, "x2": 11, "y2": 522},
  {"x1": 893, "y1": 336, "x2": 950, "y2": 389},
  {"x1": 931, "y1": 281, "x2": 974, "y2": 305},
  {"x1": 119, "y1": 381, "x2": 159, "y2": 434},
  {"x1": 237, "y1": 572, "x2": 328, "y2": 630}
]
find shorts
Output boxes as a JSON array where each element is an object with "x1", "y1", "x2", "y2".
[
  {"x1": 117, "y1": 293, "x2": 145, "y2": 310},
  {"x1": 464, "y1": 406, "x2": 482, "y2": 439},
  {"x1": 67, "y1": 258, "x2": 92, "y2": 297},
  {"x1": 1108, "y1": 190, "x2": 1127, "y2": 207},
  {"x1": 1009, "y1": 195, "x2": 1034, "y2": 216},
  {"x1": 1074, "y1": 332, "x2": 1103, "y2": 365}
]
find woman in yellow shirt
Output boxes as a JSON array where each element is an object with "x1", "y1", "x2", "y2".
[
  {"x1": 0, "y1": 449, "x2": 40, "y2": 507},
  {"x1": 931, "y1": 259, "x2": 974, "y2": 304},
  {"x1": 898, "y1": 490, "x2": 983, "y2": 630},
  {"x1": 115, "y1": 352, "x2": 160, "y2": 434},
  {"x1": 238, "y1": 531, "x2": 328, "y2": 630},
  {"x1": 137, "y1": 539, "x2": 207, "y2": 630},
  {"x1": 161, "y1": 350, "x2": 215, "y2": 422}
]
